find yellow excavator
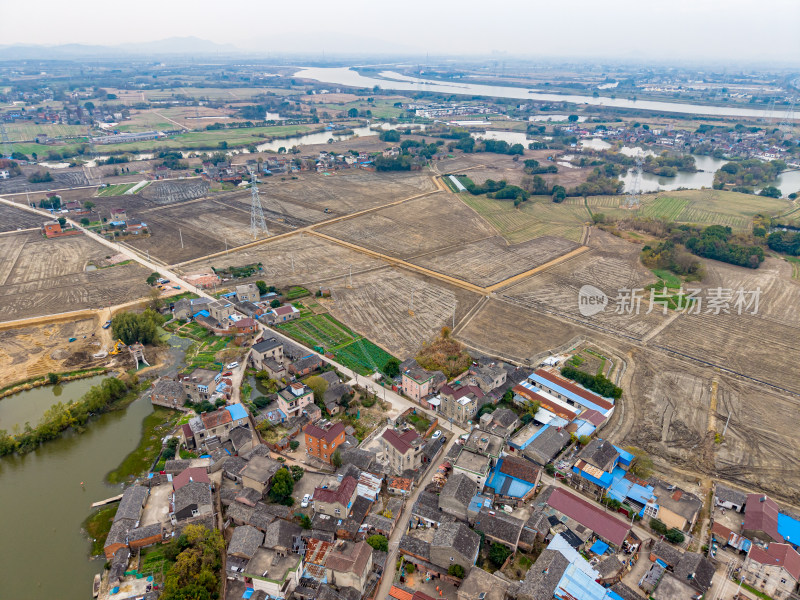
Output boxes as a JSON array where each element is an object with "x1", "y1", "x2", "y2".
[{"x1": 110, "y1": 339, "x2": 126, "y2": 355}]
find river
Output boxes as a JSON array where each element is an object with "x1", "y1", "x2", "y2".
[
  {"x1": 0, "y1": 374, "x2": 107, "y2": 432},
  {"x1": 0, "y1": 389, "x2": 154, "y2": 600},
  {"x1": 294, "y1": 67, "x2": 780, "y2": 119}
]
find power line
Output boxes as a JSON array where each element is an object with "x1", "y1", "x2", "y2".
[{"x1": 249, "y1": 168, "x2": 269, "y2": 240}]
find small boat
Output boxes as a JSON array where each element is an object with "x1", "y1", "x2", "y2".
[{"x1": 93, "y1": 573, "x2": 101, "y2": 597}]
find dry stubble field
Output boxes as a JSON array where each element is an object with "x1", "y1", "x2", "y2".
[
  {"x1": 0, "y1": 203, "x2": 42, "y2": 232},
  {"x1": 0, "y1": 231, "x2": 151, "y2": 321}
]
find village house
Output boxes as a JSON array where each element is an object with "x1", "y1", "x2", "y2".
[
  {"x1": 744, "y1": 493, "x2": 784, "y2": 544},
  {"x1": 452, "y1": 448, "x2": 492, "y2": 488},
  {"x1": 150, "y1": 377, "x2": 187, "y2": 410},
  {"x1": 438, "y1": 472, "x2": 477, "y2": 522},
  {"x1": 303, "y1": 420, "x2": 346, "y2": 464},
  {"x1": 473, "y1": 507, "x2": 525, "y2": 552},
  {"x1": 235, "y1": 544, "x2": 302, "y2": 599},
  {"x1": 276, "y1": 382, "x2": 314, "y2": 419},
  {"x1": 381, "y1": 428, "x2": 424, "y2": 475},
  {"x1": 479, "y1": 407, "x2": 520, "y2": 438},
  {"x1": 313, "y1": 475, "x2": 358, "y2": 518},
  {"x1": 458, "y1": 565, "x2": 510, "y2": 600},
  {"x1": 241, "y1": 456, "x2": 283, "y2": 496},
  {"x1": 429, "y1": 522, "x2": 481, "y2": 575},
  {"x1": 103, "y1": 486, "x2": 149, "y2": 558},
  {"x1": 401, "y1": 365, "x2": 436, "y2": 402},
  {"x1": 288, "y1": 354, "x2": 323, "y2": 377},
  {"x1": 650, "y1": 481, "x2": 702, "y2": 532},
  {"x1": 250, "y1": 337, "x2": 284, "y2": 371},
  {"x1": 439, "y1": 383, "x2": 485, "y2": 424},
  {"x1": 180, "y1": 367, "x2": 219, "y2": 403},
  {"x1": 715, "y1": 483, "x2": 747, "y2": 512},
  {"x1": 170, "y1": 480, "x2": 213, "y2": 523},
  {"x1": 742, "y1": 543, "x2": 800, "y2": 599},
  {"x1": 236, "y1": 283, "x2": 261, "y2": 303},
  {"x1": 468, "y1": 364, "x2": 507, "y2": 394},
  {"x1": 325, "y1": 541, "x2": 374, "y2": 593},
  {"x1": 188, "y1": 403, "x2": 250, "y2": 448},
  {"x1": 265, "y1": 304, "x2": 300, "y2": 324}
]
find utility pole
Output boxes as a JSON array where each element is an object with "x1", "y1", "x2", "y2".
[
  {"x1": 224, "y1": 237, "x2": 228, "y2": 254},
  {"x1": 179, "y1": 228, "x2": 184, "y2": 249},
  {"x1": 722, "y1": 410, "x2": 732, "y2": 437}
]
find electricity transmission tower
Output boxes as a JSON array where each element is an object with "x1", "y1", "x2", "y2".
[
  {"x1": 625, "y1": 156, "x2": 643, "y2": 209},
  {"x1": 777, "y1": 98, "x2": 797, "y2": 137},
  {"x1": 249, "y1": 169, "x2": 268, "y2": 239},
  {"x1": 0, "y1": 123, "x2": 12, "y2": 158}
]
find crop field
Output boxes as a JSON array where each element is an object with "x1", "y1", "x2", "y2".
[
  {"x1": 324, "y1": 267, "x2": 481, "y2": 359},
  {"x1": 410, "y1": 235, "x2": 580, "y2": 287},
  {"x1": 499, "y1": 230, "x2": 672, "y2": 340},
  {"x1": 2, "y1": 123, "x2": 86, "y2": 142},
  {"x1": 0, "y1": 170, "x2": 89, "y2": 194},
  {"x1": 0, "y1": 231, "x2": 152, "y2": 321},
  {"x1": 258, "y1": 170, "x2": 437, "y2": 219},
  {"x1": 0, "y1": 203, "x2": 41, "y2": 232},
  {"x1": 319, "y1": 191, "x2": 497, "y2": 258},
  {"x1": 179, "y1": 234, "x2": 387, "y2": 289},
  {"x1": 96, "y1": 182, "x2": 139, "y2": 197},
  {"x1": 459, "y1": 193, "x2": 589, "y2": 243},
  {"x1": 582, "y1": 189, "x2": 791, "y2": 230},
  {"x1": 123, "y1": 196, "x2": 266, "y2": 264},
  {"x1": 138, "y1": 180, "x2": 210, "y2": 204},
  {"x1": 276, "y1": 313, "x2": 396, "y2": 375}
]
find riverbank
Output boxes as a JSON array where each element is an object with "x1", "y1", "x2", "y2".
[
  {"x1": 83, "y1": 504, "x2": 119, "y2": 556},
  {"x1": 106, "y1": 405, "x2": 182, "y2": 484},
  {"x1": 0, "y1": 366, "x2": 109, "y2": 400},
  {"x1": 0, "y1": 376, "x2": 141, "y2": 456}
]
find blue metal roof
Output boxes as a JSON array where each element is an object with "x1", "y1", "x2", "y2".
[
  {"x1": 573, "y1": 420, "x2": 597, "y2": 437},
  {"x1": 510, "y1": 424, "x2": 549, "y2": 450},
  {"x1": 614, "y1": 445, "x2": 634, "y2": 466},
  {"x1": 778, "y1": 513, "x2": 800, "y2": 547},
  {"x1": 226, "y1": 403, "x2": 248, "y2": 421},
  {"x1": 486, "y1": 458, "x2": 536, "y2": 498},
  {"x1": 574, "y1": 465, "x2": 614, "y2": 489},
  {"x1": 555, "y1": 562, "x2": 622, "y2": 600},
  {"x1": 527, "y1": 372, "x2": 613, "y2": 414}
]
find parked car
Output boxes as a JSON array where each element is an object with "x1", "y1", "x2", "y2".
[
  {"x1": 301, "y1": 494, "x2": 311, "y2": 508},
  {"x1": 432, "y1": 430, "x2": 442, "y2": 440},
  {"x1": 226, "y1": 362, "x2": 239, "y2": 369}
]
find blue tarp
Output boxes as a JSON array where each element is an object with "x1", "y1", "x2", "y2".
[
  {"x1": 194, "y1": 309, "x2": 210, "y2": 318},
  {"x1": 590, "y1": 540, "x2": 609, "y2": 555},
  {"x1": 656, "y1": 558, "x2": 668, "y2": 568},
  {"x1": 778, "y1": 513, "x2": 800, "y2": 547},
  {"x1": 226, "y1": 403, "x2": 248, "y2": 421},
  {"x1": 242, "y1": 588, "x2": 254, "y2": 599}
]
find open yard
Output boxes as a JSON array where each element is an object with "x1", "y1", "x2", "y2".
[
  {"x1": 318, "y1": 191, "x2": 497, "y2": 259},
  {"x1": 0, "y1": 203, "x2": 42, "y2": 232},
  {"x1": 0, "y1": 231, "x2": 152, "y2": 321}
]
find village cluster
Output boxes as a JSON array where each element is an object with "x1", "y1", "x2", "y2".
[{"x1": 93, "y1": 276, "x2": 800, "y2": 600}]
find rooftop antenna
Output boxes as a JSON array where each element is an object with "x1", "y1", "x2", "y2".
[
  {"x1": 249, "y1": 168, "x2": 269, "y2": 240},
  {"x1": 625, "y1": 155, "x2": 643, "y2": 209},
  {"x1": 0, "y1": 123, "x2": 12, "y2": 158}
]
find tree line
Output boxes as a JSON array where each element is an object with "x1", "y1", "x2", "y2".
[
  {"x1": 560, "y1": 365, "x2": 622, "y2": 400},
  {"x1": 0, "y1": 376, "x2": 134, "y2": 456}
]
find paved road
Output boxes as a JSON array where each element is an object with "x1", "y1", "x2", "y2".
[{"x1": 375, "y1": 434, "x2": 459, "y2": 600}]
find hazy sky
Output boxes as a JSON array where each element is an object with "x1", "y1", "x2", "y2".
[{"x1": 1, "y1": 0, "x2": 799, "y2": 63}]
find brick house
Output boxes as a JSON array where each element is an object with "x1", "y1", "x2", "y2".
[
  {"x1": 439, "y1": 383, "x2": 485, "y2": 424},
  {"x1": 250, "y1": 338, "x2": 284, "y2": 371},
  {"x1": 313, "y1": 475, "x2": 358, "y2": 518},
  {"x1": 277, "y1": 383, "x2": 314, "y2": 419},
  {"x1": 289, "y1": 355, "x2": 323, "y2": 377},
  {"x1": 303, "y1": 420, "x2": 346, "y2": 464},
  {"x1": 180, "y1": 367, "x2": 219, "y2": 402},
  {"x1": 236, "y1": 283, "x2": 260, "y2": 303},
  {"x1": 381, "y1": 428, "x2": 423, "y2": 475},
  {"x1": 42, "y1": 220, "x2": 62, "y2": 237},
  {"x1": 150, "y1": 377, "x2": 187, "y2": 410},
  {"x1": 402, "y1": 366, "x2": 435, "y2": 401},
  {"x1": 266, "y1": 305, "x2": 300, "y2": 324},
  {"x1": 743, "y1": 543, "x2": 800, "y2": 599}
]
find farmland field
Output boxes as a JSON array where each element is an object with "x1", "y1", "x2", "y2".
[
  {"x1": 319, "y1": 191, "x2": 496, "y2": 258},
  {"x1": 0, "y1": 203, "x2": 41, "y2": 232},
  {"x1": 96, "y1": 183, "x2": 139, "y2": 197},
  {"x1": 0, "y1": 231, "x2": 152, "y2": 321},
  {"x1": 276, "y1": 313, "x2": 396, "y2": 375},
  {"x1": 459, "y1": 193, "x2": 589, "y2": 243},
  {"x1": 2, "y1": 123, "x2": 86, "y2": 142},
  {"x1": 410, "y1": 235, "x2": 580, "y2": 287},
  {"x1": 579, "y1": 189, "x2": 791, "y2": 230}
]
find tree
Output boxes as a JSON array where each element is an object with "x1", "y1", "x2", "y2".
[
  {"x1": 290, "y1": 464, "x2": 304, "y2": 480},
  {"x1": 331, "y1": 449, "x2": 342, "y2": 468},
  {"x1": 268, "y1": 468, "x2": 294, "y2": 504},
  {"x1": 146, "y1": 272, "x2": 161, "y2": 286},
  {"x1": 84, "y1": 101, "x2": 95, "y2": 111},
  {"x1": 625, "y1": 446, "x2": 654, "y2": 479},
  {"x1": 650, "y1": 518, "x2": 667, "y2": 535},
  {"x1": 306, "y1": 376, "x2": 329, "y2": 405},
  {"x1": 47, "y1": 372, "x2": 60, "y2": 385},
  {"x1": 367, "y1": 534, "x2": 389, "y2": 552},
  {"x1": 255, "y1": 280, "x2": 268, "y2": 295},
  {"x1": 578, "y1": 435, "x2": 592, "y2": 446},
  {"x1": 665, "y1": 528, "x2": 685, "y2": 544},
  {"x1": 111, "y1": 309, "x2": 163, "y2": 345},
  {"x1": 448, "y1": 564, "x2": 465, "y2": 578},
  {"x1": 57, "y1": 217, "x2": 67, "y2": 227},
  {"x1": 270, "y1": 299, "x2": 281, "y2": 308},
  {"x1": 489, "y1": 542, "x2": 512, "y2": 567},
  {"x1": 545, "y1": 463, "x2": 556, "y2": 476},
  {"x1": 347, "y1": 108, "x2": 359, "y2": 118},
  {"x1": 80, "y1": 218, "x2": 90, "y2": 226},
  {"x1": 289, "y1": 440, "x2": 300, "y2": 452},
  {"x1": 567, "y1": 114, "x2": 579, "y2": 122},
  {"x1": 299, "y1": 514, "x2": 312, "y2": 529},
  {"x1": 84, "y1": 200, "x2": 95, "y2": 210},
  {"x1": 148, "y1": 288, "x2": 164, "y2": 311},
  {"x1": 384, "y1": 357, "x2": 401, "y2": 378},
  {"x1": 552, "y1": 185, "x2": 567, "y2": 203}
]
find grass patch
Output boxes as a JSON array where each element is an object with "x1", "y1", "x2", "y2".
[
  {"x1": 106, "y1": 406, "x2": 182, "y2": 484},
  {"x1": 651, "y1": 269, "x2": 682, "y2": 289},
  {"x1": 139, "y1": 544, "x2": 176, "y2": 581},
  {"x1": 406, "y1": 412, "x2": 432, "y2": 434},
  {"x1": 83, "y1": 504, "x2": 118, "y2": 556},
  {"x1": 96, "y1": 183, "x2": 138, "y2": 197},
  {"x1": 787, "y1": 256, "x2": 800, "y2": 281},
  {"x1": 286, "y1": 286, "x2": 310, "y2": 300},
  {"x1": 732, "y1": 579, "x2": 775, "y2": 600}
]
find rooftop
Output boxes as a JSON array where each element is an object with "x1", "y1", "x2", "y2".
[
  {"x1": 241, "y1": 456, "x2": 282, "y2": 485},
  {"x1": 499, "y1": 455, "x2": 541, "y2": 484},
  {"x1": 326, "y1": 540, "x2": 372, "y2": 575},
  {"x1": 744, "y1": 493, "x2": 783, "y2": 542},
  {"x1": 454, "y1": 449, "x2": 492, "y2": 475},
  {"x1": 432, "y1": 522, "x2": 480, "y2": 561},
  {"x1": 115, "y1": 486, "x2": 148, "y2": 522},
  {"x1": 173, "y1": 481, "x2": 212, "y2": 514},
  {"x1": 440, "y1": 472, "x2": 477, "y2": 508},
  {"x1": 474, "y1": 507, "x2": 525, "y2": 546},
  {"x1": 579, "y1": 439, "x2": 619, "y2": 473},
  {"x1": 750, "y1": 543, "x2": 800, "y2": 580},
  {"x1": 464, "y1": 428, "x2": 505, "y2": 457},
  {"x1": 304, "y1": 420, "x2": 346, "y2": 443},
  {"x1": 546, "y1": 487, "x2": 630, "y2": 547},
  {"x1": 314, "y1": 475, "x2": 357, "y2": 506},
  {"x1": 201, "y1": 407, "x2": 233, "y2": 430},
  {"x1": 253, "y1": 338, "x2": 283, "y2": 353},
  {"x1": 382, "y1": 428, "x2": 422, "y2": 455},
  {"x1": 185, "y1": 367, "x2": 219, "y2": 386},
  {"x1": 530, "y1": 369, "x2": 614, "y2": 412},
  {"x1": 228, "y1": 525, "x2": 264, "y2": 559},
  {"x1": 245, "y1": 546, "x2": 301, "y2": 582},
  {"x1": 172, "y1": 467, "x2": 210, "y2": 491}
]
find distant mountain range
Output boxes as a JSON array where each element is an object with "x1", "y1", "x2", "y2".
[{"x1": 0, "y1": 37, "x2": 241, "y2": 60}]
